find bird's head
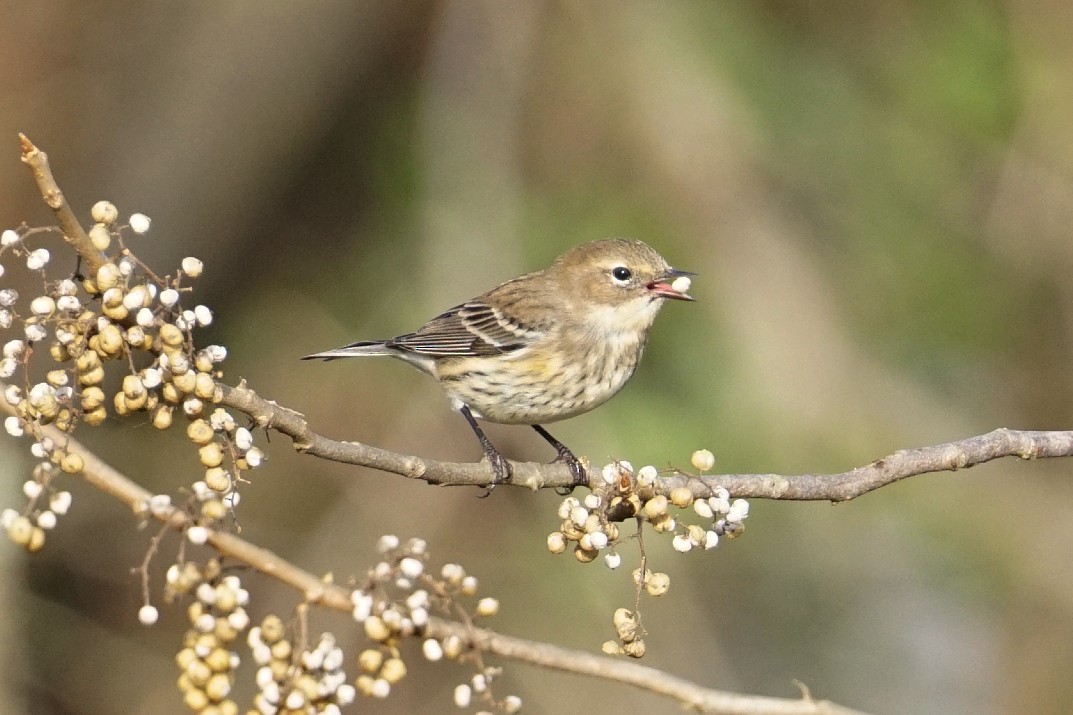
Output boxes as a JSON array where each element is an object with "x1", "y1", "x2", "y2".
[{"x1": 550, "y1": 238, "x2": 693, "y2": 332}]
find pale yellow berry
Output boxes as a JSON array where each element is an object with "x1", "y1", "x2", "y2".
[
  {"x1": 45, "y1": 370, "x2": 68, "y2": 387},
  {"x1": 83, "y1": 406, "x2": 107, "y2": 426},
  {"x1": 270, "y1": 639, "x2": 291, "y2": 661},
  {"x1": 95, "y1": 263, "x2": 121, "y2": 291},
  {"x1": 101, "y1": 301, "x2": 128, "y2": 322},
  {"x1": 161, "y1": 382, "x2": 183, "y2": 404},
  {"x1": 613, "y1": 608, "x2": 638, "y2": 642},
  {"x1": 186, "y1": 419, "x2": 214, "y2": 445},
  {"x1": 380, "y1": 658, "x2": 407, "y2": 684},
  {"x1": 98, "y1": 324, "x2": 124, "y2": 357},
  {"x1": 176, "y1": 648, "x2": 197, "y2": 670},
  {"x1": 123, "y1": 374, "x2": 146, "y2": 400},
  {"x1": 364, "y1": 616, "x2": 391, "y2": 642},
  {"x1": 183, "y1": 688, "x2": 209, "y2": 711},
  {"x1": 476, "y1": 598, "x2": 499, "y2": 617},
  {"x1": 355, "y1": 675, "x2": 376, "y2": 696},
  {"x1": 159, "y1": 323, "x2": 184, "y2": 349},
  {"x1": 54, "y1": 408, "x2": 74, "y2": 432},
  {"x1": 651, "y1": 513, "x2": 676, "y2": 532},
  {"x1": 199, "y1": 443, "x2": 224, "y2": 468},
  {"x1": 172, "y1": 370, "x2": 197, "y2": 395},
  {"x1": 204, "y1": 647, "x2": 232, "y2": 673},
  {"x1": 442, "y1": 635, "x2": 463, "y2": 659},
  {"x1": 194, "y1": 352, "x2": 214, "y2": 373},
  {"x1": 194, "y1": 372, "x2": 216, "y2": 400},
  {"x1": 623, "y1": 639, "x2": 647, "y2": 658},
  {"x1": 113, "y1": 392, "x2": 130, "y2": 416},
  {"x1": 671, "y1": 275, "x2": 691, "y2": 294},
  {"x1": 60, "y1": 452, "x2": 84, "y2": 474},
  {"x1": 691, "y1": 449, "x2": 715, "y2": 472},
  {"x1": 49, "y1": 341, "x2": 70, "y2": 362},
  {"x1": 645, "y1": 572, "x2": 670, "y2": 597},
  {"x1": 260, "y1": 615, "x2": 284, "y2": 643},
  {"x1": 27, "y1": 525, "x2": 46, "y2": 552},
  {"x1": 573, "y1": 545, "x2": 598, "y2": 563},
  {"x1": 152, "y1": 404, "x2": 174, "y2": 429},
  {"x1": 642, "y1": 495, "x2": 668, "y2": 519},
  {"x1": 80, "y1": 387, "x2": 105, "y2": 411},
  {"x1": 546, "y1": 532, "x2": 567, "y2": 554},
  {"x1": 358, "y1": 648, "x2": 384, "y2": 673},
  {"x1": 201, "y1": 499, "x2": 227, "y2": 520},
  {"x1": 204, "y1": 467, "x2": 230, "y2": 493},
  {"x1": 670, "y1": 486, "x2": 693, "y2": 508},
  {"x1": 91, "y1": 201, "x2": 119, "y2": 224},
  {"x1": 79, "y1": 365, "x2": 105, "y2": 387},
  {"x1": 89, "y1": 223, "x2": 112, "y2": 251},
  {"x1": 7, "y1": 515, "x2": 33, "y2": 546},
  {"x1": 213, "y1": 619, "x2": 238, "y2": 643}
]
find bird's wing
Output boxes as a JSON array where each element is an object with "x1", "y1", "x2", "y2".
[{"x1": 387, "y1": 300, "x2": 543, "y2": 357}]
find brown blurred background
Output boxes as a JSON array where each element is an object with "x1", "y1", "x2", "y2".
[{"x1": 2, "y1": 2, "x2": 1072, "y2": 713}]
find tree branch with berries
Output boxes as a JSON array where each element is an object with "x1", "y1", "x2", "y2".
[{"x1": 4, "y1": 136, "x2": 1070, "y2": 715}]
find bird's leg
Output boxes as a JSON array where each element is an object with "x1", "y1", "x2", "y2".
[
  {"x1": 532, "y1": 424, "x2": 587, "y2": 491},
  {"x1": 458, "y1": 405, "x2": 512, "y2": 492}
]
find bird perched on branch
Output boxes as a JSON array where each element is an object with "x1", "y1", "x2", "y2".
[{"x1": 304, "y1": 238, "x2": 693, "y2": 488}]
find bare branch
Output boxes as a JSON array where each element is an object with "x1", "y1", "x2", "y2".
[
  {"x1": 18, "y1": 133, "x2": 105, "y2": 274},
  {"x1": 219, "y1": 380, "x2": 577, "y2": 490},
  {"x1": 666, "y1": 428, "x2": 1073, "y2": 501},
  {"x1": 221, "y1": 382, "x2": 1073, "y2": 501},
  {"x1": 0, "y1": 394, "x2": 868, "y2": 715},
  {"x1": 17, "y1": 133, "x2": 1073, "y2": 504}
]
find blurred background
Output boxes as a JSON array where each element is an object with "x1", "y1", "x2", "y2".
[{"x1": 2, "y1": 2, "x2": 1072, "y2": 713}]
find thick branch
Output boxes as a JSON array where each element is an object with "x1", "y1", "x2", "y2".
[
  {"x1": 0, "y1": 395, "x2": 866, "y2": 715},
  {"x1": 222, "y1": 382, "x2": 1073, "y2": 500},
  {"x1": 18, "y1": 133, "x2": 105, "y2": 274}
]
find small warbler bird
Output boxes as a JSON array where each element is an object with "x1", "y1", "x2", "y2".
[{"x1": 303, "y1": 238, "x2": 693, "y2": 486}]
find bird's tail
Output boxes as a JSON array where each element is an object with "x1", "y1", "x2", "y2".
[{"x1": 301, "y1": 341, "x2": 395, "y2": 361}]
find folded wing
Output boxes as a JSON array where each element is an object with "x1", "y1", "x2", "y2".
[{"x1": 388, "y1": 300, "x2": 542, "y2": 357}]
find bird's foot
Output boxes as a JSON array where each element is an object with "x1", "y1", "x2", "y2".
[
  {"x1": 531, "y1": 424, "x2": 587, "y2": 494},
  {"x1": 478, "y1": 446, "x2": 513, "y2": 498},
  {"x1": 552, "y1": 446, "x2": 587, "y2": 495}
]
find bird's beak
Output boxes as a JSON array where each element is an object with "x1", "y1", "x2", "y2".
[{"x1": 647, "y1": 268, "x2": 695, "y2": 301}]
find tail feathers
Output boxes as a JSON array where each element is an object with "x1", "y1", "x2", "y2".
[{"x1": 302, "y1": 340, "x2": 395, "y2": 361}]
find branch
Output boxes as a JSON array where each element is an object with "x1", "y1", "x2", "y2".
[
  {"x1": 670, "y1": 427, "x2": 1073, "y2": 501},
  {"x1": 219, "y1": 381, "x2": 576, "y2": 490},
  {"x1": 0, "y1": 395, "x2": 867, "y2": 715},
  {"x1": 16, "y1": 133, "x2": 1073, "y2": 503},
  {"x1": 18, "y1": 134, "x2": 105, "y2": 274},
  {"x1": 10, "y1": 136, "x2": 1065, "y2": 714},
  {"x1": 222, "y1": 382, "x2": 1073, "y2": 500}
]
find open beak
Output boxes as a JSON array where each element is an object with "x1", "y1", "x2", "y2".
[{"x1": 647, "y1": 268, "x2": 695, "y2": 301}]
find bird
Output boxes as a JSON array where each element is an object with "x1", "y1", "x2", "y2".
[{"x1": 303, "y1": 238, "x2": 693, "y2": 488}]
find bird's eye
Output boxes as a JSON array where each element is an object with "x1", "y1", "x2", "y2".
[{"x1": 611, "y1": 266, "x2": 632, "y2": 282}]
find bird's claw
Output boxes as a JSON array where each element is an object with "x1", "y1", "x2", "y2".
[
  {"x1": 552, "y1": 447, "x2": 587, "y2": 495},
  {"x1": 478, "y1": 447, "x2": 513, "y2": 498}
]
